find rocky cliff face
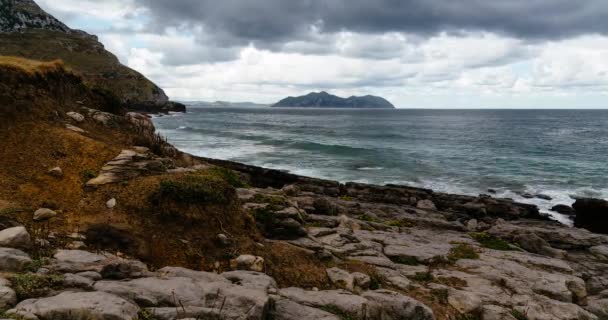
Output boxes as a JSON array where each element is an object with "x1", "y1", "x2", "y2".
[
  {"x1": 0, "y1": 0, "x2": 183, "y2": 112},
  {"x1": 0, "y1": 0, "x2": 69, "y2": 33}
]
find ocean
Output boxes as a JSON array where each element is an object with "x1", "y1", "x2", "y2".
[{"x1": 153, "y1": 107, "x2": 608, "y2": 224}]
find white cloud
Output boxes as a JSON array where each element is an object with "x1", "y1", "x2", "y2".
[{"x1": 35, "y1": 1, "x2": 608, "y2": 108}]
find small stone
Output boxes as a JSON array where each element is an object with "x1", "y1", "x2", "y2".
[
  {"x1": 106, "y1": 198, "x2": 116, "y2": 209},
  {"x1": 66, "y1": 111, "x2": 85, "y2": 122},
  {"x1": 66, "y1": 241, "x2": 87, "y2": 250},
  {"x1": 47, "y1": 167, "x2": 63, "y2": 178},
  {"x1": 417, "y1": 199, "x2": 437, "y2": 210},
  {"x1": 216, "y1": 234, "x2": 231, "y2": 247},
  {"x1": 466, "y1": 219, "x2": 478, "y2": 232},
  {"x1": 230, "y1": 255, "x2": 264, "y2": 272},
  {"x1": 65, "y1": 124, "x2": 85, "y2": 133},
  {"x1": 63, "y1": 273, "x2": 94, "y2": 289},
  {"x1": 33, "y1": 208, "x2": 57, "y2": 221},
  {"x1": 0, "y1": 226, "x2": 31, "y2": 249}
]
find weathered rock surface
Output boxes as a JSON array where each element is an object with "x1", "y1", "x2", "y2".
[
  {"x1": 33, "y1": 208, "x2": 57, "y2": 221},
  {"x1": 8, "y1": 291, "x2": 139, "y2": 320},
  {"x1": 0, "y1": 247, "x2": 32, "y2": 271},
  {"x1": 0, "y1": 226, "x2": 31, "y2": 249}
]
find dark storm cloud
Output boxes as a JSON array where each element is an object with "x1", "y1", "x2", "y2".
[{"x1": 136, "y1": 0, "x2": 608, "y2": 43}]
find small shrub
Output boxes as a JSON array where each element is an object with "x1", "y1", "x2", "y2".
[
  {"x1": 511, "y1": 310, "x2": 529, "y2": 320},
  {"x1": 251, "y1": 194, "x2": 289, "y2": 207},
  {"x1": 387, "y1": 219, "x2": 415, "y2": 228},
  {"x1": 0, "y1": 207, "x2": 19, "y2": 215},
  {"x1": 208, "y1": 167, "x2": 248, "y2": 188},
  {"x1": 389, "y1": 255, "x2": 421, "y2": 266},
  {"x1": 470, "y1": 232, "x2": 514, "y2": 251},
  {"x1": 447, "y1": 243, "x2": 480, "y2": 262},
  {"x1": 25, "y1": 257, "x2": 50, "y2": 273},
  {"x1": 358, "y1": 213, "x2": 380, "y2": 223},
  {"x1": 431, "y1": 288, "x2": 449, "y2": 304},
  {"x1": 340, "y1": 195, "x2": 354, "y2": 201},
  {"x1": 410, "y1": 272, "x2": 434, "y2": 283},
  {"x1": 138, "y1": 310, "x2": 160, "y2": 320},
  {"x1": 10, "y1": 273, "x2": 64, "y2": 300},
  {"x1": 155, "y1": 173, "x2": 234, "y2": 205},
  {"x1": 80, "y1": 169, "x2": 97, "y2": 181}
]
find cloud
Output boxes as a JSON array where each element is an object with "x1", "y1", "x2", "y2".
[{"x1": 136, "y1": 0, "x2": 608, "y2": 43}]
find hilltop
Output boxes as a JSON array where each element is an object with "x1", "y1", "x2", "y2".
[
  {"x1": 0, "y1": 0, "x2": 184, "y2": 113},
  {"x1": 273, "y1": 91, "x2": 395, "y2": 109}
]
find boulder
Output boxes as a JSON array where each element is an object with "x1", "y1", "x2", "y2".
[
  {"x1": 573, "y1": 198, "x2": 608, "y2": 234},
  {"x1": 8, "y1": 291, "x2": 139, "y2": 320},
  {"x1": 63, "y1": 273, "x2": 95, "y2": 289},
  {"x1": 417, "y1": 200, "x2": 437, "y2": 210},
  {"x1": 230, "y1": 255, "x2": 264, "y2": 272},
  {"x1": 362, "y1": 290, "x2": 435, "y2": 320},
  {"x1": 0, "y1": 277, "x2": 16, "y2": 310},
  {"x1": 0, "y1": 248, "x2": 32, "y2": 271},
  {"x1": 272, "y1": 298, "x2": 341, "y2": 320},
  {"x1": 326, "y1": 267, "x2": 355, "y2": 291},
  {"x1": 552, "y1": 204, "x2": 576, "y2": 216},
  {"x1": 221, "y1": 270, "x2": 277, "y2": 291},
  {"x1": 0, "y1": 226, "x2": 31, "y2": 249},
  {"x1": 33, "y1": 208, "x2": 57, "y2": 221}
]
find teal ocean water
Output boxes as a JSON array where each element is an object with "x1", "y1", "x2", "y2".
[{"x1": 153, "y1": 107, "x2": 608, "y2": 223}]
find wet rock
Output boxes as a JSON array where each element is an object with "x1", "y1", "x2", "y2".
[
  {"x1": 0, "y1": 226, "x2": 31, "y2": 249},
  {"x1": 47, "y1": 166, "x2": 63, "y2": 178},
  {"x1": 8, "y1": 291, "x2": 139, "y2": 320},
  {"x1": 230, "y1": 255, "x2": 264, "y2": 272},
  {"x1": 417, "y1": 199, "x2": 437, "y2": 210},
  {"x1": 536, "y1": 194, "x2": 553, "y2": 200},
  {"x1": 0, "y1": 248, "x2": 32, "y2": 272},
  {"x1": 573, "y1": 198, "x2": 608, "y2": 234},
  {"x1": 552, "y1": 204, "x2": 576, "y2": 216},
  {"x1": 33, "y1": 208, "x2": 57, "y2": 221}
]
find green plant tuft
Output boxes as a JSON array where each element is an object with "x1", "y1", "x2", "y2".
[
  {"x1": 410, "y1": 271, "x2": 434, "y2": 283},
  {"x1": 511, "y1": 310, "x2": 529, "y2": 320},
  {"x1": 156, "y1": 173, "x2": 235, "y2": 205},
  {"x1": 208, "y1": 167, "x2": 248, "y2": 188},
  {"x1": 447, "y1": 243, "x2": 480, "y2": 262},
  {"x1": 80, "y1": 168, "x2": 97, "y2": 181},
  {"x1": 10, "y1": 273, "x2": 64, "y2": 300},
  {"x1": 470, "y1": 232, "x2": 515, "y2": 251},
  {"x1": 389, "y1": 255, "x2": 421, "y2": 266}
]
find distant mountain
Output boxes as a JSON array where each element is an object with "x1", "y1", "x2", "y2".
[{"x1": 272, "y1": 91, "x2": 395, "y2": 109}]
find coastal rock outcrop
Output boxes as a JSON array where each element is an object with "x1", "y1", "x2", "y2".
[
  {"x1": 574, "y1": 198, "x2": 608, "y2": 234},
  {"x1": 272, "y1": 91, "x2": 395, "y2": 109}
]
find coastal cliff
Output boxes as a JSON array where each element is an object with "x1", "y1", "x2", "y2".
[
  {"x1": 0, "y1": 56, "x2": 606, "y2": 319},
  {"x1": 0, "y1": 0, "x2": 184, "y2": 113}
]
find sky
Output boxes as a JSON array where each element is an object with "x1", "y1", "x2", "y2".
[{"x1": 36, "y1": 0, "x2": 608, "y2": 108}]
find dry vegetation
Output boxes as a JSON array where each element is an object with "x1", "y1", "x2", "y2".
[{"x1": 0, "y1": 56, "x2": 66, "y2": 75}]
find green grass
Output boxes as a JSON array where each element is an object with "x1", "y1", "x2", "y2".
[
  {"x1": 447, "y1": 243, "x2": 480, "y2": 262},
  {"x1": 208, "y1": 167, "x2": 248, "y2": 188},
  {"x1": 10, "y1": 273, "x2": 64, "y2": 300},
  {"x1": 357, "y1": 213, "x2": 380, "y2": 223},
  {"x1": 156, "y1": 173, "x2": 234, "y2": 205},
  {"x1": 80, "y1": 168, "x2": 97, "y2": 181},
  {"x1": 511, "y1": 310, "x2": 529, "y2": 320},
  {"x1": 410, "y1": 272, "x2": 435, "y2": 283},
  {"x1": 25, "y1": 257, "x2": 50, "y2": 273},
  {"x1": 137, "y1": 310, "x2": 161, "y2": 320},
  {"x1": 470, "y1": 232, "x2": 515, "y2": 251},
  {"x1": 387, "y1": 219, "x2": 415, "y2": 228},
  {"x1": 389, "y1": 255, "x2": 421, "y2": 266},
  {"x1": 0, "y1": 208, "x2": 20, "y2": 215},
  {"x1": 251, "y1": 194, "x2": 289, "y2": 207}
]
